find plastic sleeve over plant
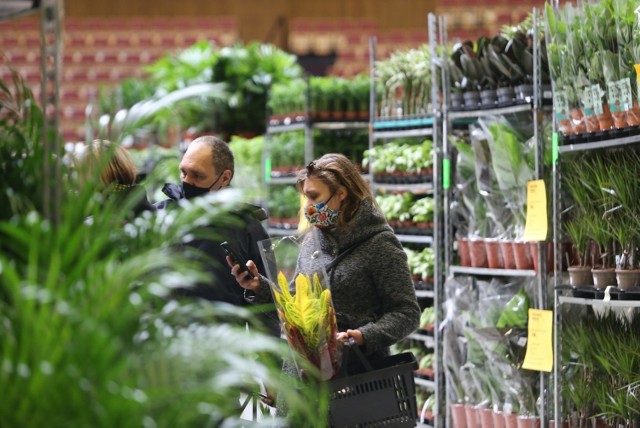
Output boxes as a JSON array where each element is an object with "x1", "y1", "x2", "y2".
[
  {"x1": 477, "y1": 116, "x2": 534, "y2": 241},
  {"x1": 441, "y1": 276, "x2": 540, "y2": 415}
]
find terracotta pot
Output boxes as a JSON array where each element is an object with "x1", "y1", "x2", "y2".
[
  {"x1": 500, "y1": 240, "x2": 517, "y2": 269},
  {"x1": 504, "y1": 412, "x2": 518, "y2": 428},
  {"x1": 485, "y1": 239, "x2": 504, "y2": 269},
  {"x1": 344, "y1": 111, "x2": 357, "y2": 120},
  {"x1": 584, "y1": 114, "x2": 600, "y2": 133},
  {"x1": 591, "y1": 268, "x2": 617, "y2": 289},
  {"x1": 492, "y1": 410, "x2": 506, "y2": 428},
  {"x1": 469, "y1": 239, "x2": 489, "y2": 268},
  {"x1": 570, "y1": 107, "x2": 587, "y2": 134},
  {"x1": 626, "y1": 100, "x2": 640, "y2": 126},
  {"x1": 529, "y1": 241, "x2": 555, "y2": 273},
  {"x1": 451, "y1": 403, "x2": 467, "y2": 428},
  {"x1": 480, "y1": 408, "x2": 494, "y2": 428},
  {"x1": 558, "y1": 119, "x2": 574, "y2": 135},
  {"x1": 615, "y1": 269, "x2": 640, "y2": 290},
  {"x1": 513, "y1": 241, "x2": 534, "y2": 270},
  {"x1": 516, "y1": 416, "x2": 540, "y2": 428},
  {"x1": 464, "y1": 404, "x2": 480, "y2": 428},
  {"x1": 611, "y1": 110, "x2": 629, "y2": 129},
  {"x1": 458, "y1": 238, "x2": 472, "y2": 267},
  {"x1": 568, "y1": 265, "x2": 594, "y2": 287},
  {"x1": 596, "y1": 103, "x2": 614, "y2": 130}
]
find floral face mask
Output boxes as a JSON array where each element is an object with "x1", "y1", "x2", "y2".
[{"x1": 304, "y1": 192, "x2": 339, "y2": 229}]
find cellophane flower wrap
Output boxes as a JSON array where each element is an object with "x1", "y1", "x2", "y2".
[{"x1": 258, "y1": 235, "x2": 341, "y2": 380}]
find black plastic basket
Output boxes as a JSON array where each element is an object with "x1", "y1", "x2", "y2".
[{"x1": 328, "y1": 351, "x2": 418, "y2": 427}]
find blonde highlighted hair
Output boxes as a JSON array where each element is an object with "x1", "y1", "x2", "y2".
[{"x1": 296, "y1": 153, "x2": 377, "y2": 227}]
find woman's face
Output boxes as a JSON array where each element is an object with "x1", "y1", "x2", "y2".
[{"x1": 302, "y1": 175, "x2": 344, "y2": 210}]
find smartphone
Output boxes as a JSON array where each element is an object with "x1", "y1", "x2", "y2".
[{"x1": 220, "y1": 241, "x2": 255, "y2": 280}]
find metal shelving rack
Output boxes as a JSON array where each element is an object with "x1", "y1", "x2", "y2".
[
  {"x1": 552, "y1": 125, "x2": 640, "y2": 424},
  {"x1": 366, "y1": 14, "x2": 445, "y2": 427},
  {"x1": 263, "y1": 82, "x2": 368, "y2": 236},
  {"x1": 439, "y1": 8, "x2": 551, "y2": 427}
]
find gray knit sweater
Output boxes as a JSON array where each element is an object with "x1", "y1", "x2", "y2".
[{"x1": 249, "y1": 197, "x2": 420, "y2": 355}]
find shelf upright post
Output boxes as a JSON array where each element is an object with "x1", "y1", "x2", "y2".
[
  {"x1": 368, "y1": 36, "x2": 377, "y2": 190},
  {"x1": 429, "y1": 13, "x2": 445, "y2": 428},
  {"x1": 39, "y1": 0, "x2": 64, "y2": 227},
  {"x1": 549, "y1": 5, "x2": 563, "y2": 425},
  {"x1": 304, "y1": 75, "x2": 313, "y2": 165},
  {"x1": 532, "y1": 9, "x2": 550, "y2": 428}
]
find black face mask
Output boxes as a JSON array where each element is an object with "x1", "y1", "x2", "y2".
[{"x1": 181, "y1": 173, "x2": 223, "y2": 200}]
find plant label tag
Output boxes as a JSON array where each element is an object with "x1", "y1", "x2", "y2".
[
  {"x1": 522, "y1": 309, "x2": 553, "y2": 372},
  {"x1": 581, "y1": 86, "x2": 595, "y2": 117},
  {"x1": 553, "y1": 90, "x2": 569, "y2": 122},
  {"x1": 591, "y1": 84, "x2": 604, "y2": 116},
  {"x1": 606, "y1": 80, "x2": 623, "y2": 113},
  {"x1": 617, "y1": 78, "x2": 633, "y2": 112}
]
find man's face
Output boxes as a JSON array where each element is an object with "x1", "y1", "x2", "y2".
[{"x1": 179, "y1": 142, "x2": 219, "y2": 190}]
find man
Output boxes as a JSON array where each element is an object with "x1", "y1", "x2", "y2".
[{"x1": 155, "y1": 135, "x2": 278, "y2": 334}]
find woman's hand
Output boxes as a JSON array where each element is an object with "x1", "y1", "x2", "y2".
[
  {"x1": 226, "y1": 257, "x2": 260, "y2": 292},
  {"x1": 336, "y1": 329, "x2": 364, "y2": 346}
]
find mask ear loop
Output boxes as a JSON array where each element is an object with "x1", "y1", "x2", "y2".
[{"x1": 325, "y1": 190, "x2": 337, "y2": 204}]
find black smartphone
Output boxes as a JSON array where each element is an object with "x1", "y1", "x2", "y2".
[{"x1": 220, "y1": 241, "x2": 255, "y2": 280}]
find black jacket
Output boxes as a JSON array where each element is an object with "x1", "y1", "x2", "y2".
[{"x1": 155, "y1": 183, "x2": 279, "y2": 335}]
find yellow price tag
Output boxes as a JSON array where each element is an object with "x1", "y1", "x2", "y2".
[
  {"x1": 522, "y1": 309, "x2": 553, "y2": 372},
  {"x1": 522, "y1": 180, "x2": 547, "y2": 242}
]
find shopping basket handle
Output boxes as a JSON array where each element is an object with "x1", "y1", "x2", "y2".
[{"x1": 345, "y1": 337, "x2": 373, "y2": 372}]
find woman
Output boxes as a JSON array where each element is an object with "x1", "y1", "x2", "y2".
[
  {"x1": 231, "y1": 153, "x2": 420, "y2": 387},
  {"x1": 75, "y1": 139, "x2": 155, "y2": 218}
]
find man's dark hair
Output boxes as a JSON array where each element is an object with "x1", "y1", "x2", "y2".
[{"x1": 192, "y1": 135, "x2": 235, "y2": 181}]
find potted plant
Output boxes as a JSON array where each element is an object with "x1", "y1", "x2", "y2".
[
  {"x1": 451, "y1": 135, "x2": 477, "y2": 267},
  {"x1": 564, "y1": 218, "x2": 594, "y2": 287},
  {"x1": 351, "y1": 73, "x2": 371, "y2": 121},
  {"x1": 545, "y1": 2, "x2": 575, "y2": 135},
  {"x1": 605, "y1": 151, "x2": 640, "y2": 289},
  {"x1": 622, "y1": 0, "x2": 640, "y2": 126},
  {"x1": 267, "y1": 185, "x2": 301, "y2": 230},
  {"x1": 581, "y1": 1, "x2": 616, "y2": 132},
  {"x1": 409, "y1": 196, "x2": 435, "y2": 233},
  {"x1": 374, "y1": 44, "x2": 432, "y2": 118},
  {"x1": 268, "y1": 78, "x2": 306, "y2": 124}
]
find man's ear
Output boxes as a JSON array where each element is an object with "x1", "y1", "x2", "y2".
[{"x1": 220, "y1": 169, "x2": 233, "y2": 188}]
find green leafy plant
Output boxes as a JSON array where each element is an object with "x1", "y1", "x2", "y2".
[
  {"x1": 481, "y1": 118, "x2": 533, "y2": 240},
  {"x1": 0, "y1": 63, "x2": 44, "y2": 221},
  {"x1": 405, "y1": 247, "x2": 436, "y2": 281},
  {"x1": 267, "y1": 185, "x2": 301, "y2": 220},
  {"x1": 101, "y1": 41, "x2": 303, "y2": 140},
  {"x1": 562, "y1": 309, "x2": 640, "y2": 426},
  {"x1": 375, "y1": 45, "x2": 432, "y2": 117},
  {"x1": 229, "y1": 134, "x2": 266, "y2": 203},
  {"x1": 268, "y1": 78, "x2": 306, "y2": 117},
  {"x1": 269, "y1": 130, "x2": 305, "y2": 171},
  {"x1": 0, "y1": 65, "x2": 327, "y2": 428}
]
